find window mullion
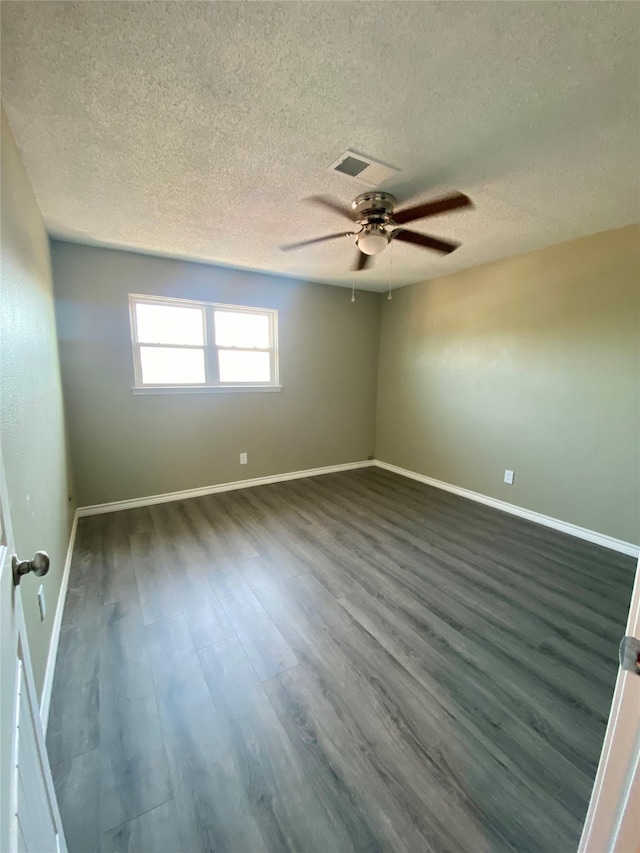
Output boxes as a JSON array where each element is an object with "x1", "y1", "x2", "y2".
[
  {"x1": 136, "y1": 343, "x2": 205, "y2": 350},
  {"x1": 217, "y1": 347, "x2": 271, "y2": 353},
  {"x1": 206, "y1": 306, "x2": 220, "y2": 385}
]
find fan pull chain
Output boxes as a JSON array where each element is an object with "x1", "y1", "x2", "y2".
[{"x1": 387, "y1": 240, "x2": 394, "y2": 300}]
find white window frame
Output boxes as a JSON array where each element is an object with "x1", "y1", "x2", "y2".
[{"x1": 129, "y1": 293, "x2": 281, "y2": 394}]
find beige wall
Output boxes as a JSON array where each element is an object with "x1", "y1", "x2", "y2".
[
  {"x1": 376, "y1": 226, "x2": 640, "y2": 544},
  {"x1": 0, "y1": 106, "x2": 74, "y2": 746},
  {"x1": 51, "y1": 242, "x2": 380, "y2": 506}
]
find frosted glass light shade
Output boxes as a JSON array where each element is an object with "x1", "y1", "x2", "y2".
[{"x1": 357, "y1": 229, "x2": 389, "y2": 255}]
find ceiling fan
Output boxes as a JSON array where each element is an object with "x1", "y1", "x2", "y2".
[{"x1": 280, "y1": 191, "x2": 473, "y2": 270}]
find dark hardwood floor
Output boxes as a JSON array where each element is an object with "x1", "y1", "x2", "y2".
[{"x1": 46, "y1": 467, "x2": 636, "y2": 853}]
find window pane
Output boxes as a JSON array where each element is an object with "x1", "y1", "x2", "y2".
[
  {"x1": 214, "y1": 311, "x2": 270, "y2": 349},
  {"x1": 136, "y1": 303, "x2": 204, "y2": 345},
  {"x1": 218, "y1": 350, "x2": 270, "y2": 383},
  {"x1": 140, "y1": 346, "x2": 205, "y2": 384}
]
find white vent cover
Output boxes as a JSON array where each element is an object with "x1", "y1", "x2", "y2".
[{"x1": 327, "y1": 150, "x2": 399, "y2": 187}]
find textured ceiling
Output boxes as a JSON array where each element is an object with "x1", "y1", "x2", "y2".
[{"x1": 1, "y1": 1, "x2": 639, "y2": 292}]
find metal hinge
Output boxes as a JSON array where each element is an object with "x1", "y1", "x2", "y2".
[{"x1": 618, "y1": 636, "x2": 640, "y2": 676}]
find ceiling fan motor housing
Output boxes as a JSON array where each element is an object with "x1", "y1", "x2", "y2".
[{"x1": 352, "y1": 192, "x2": 397, "y2": 223}]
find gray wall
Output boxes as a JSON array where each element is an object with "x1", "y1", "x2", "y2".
[
  {"x1": 49, "y1": 224, "x2": 639, "y2": 543},
  {"x1": 376, "y1": 225, "x2": 640, "y2": 544},
  {"x1": 0, "y1": 107, "x2": 74, "y2": 843},
  {"x1": 51, "y1": 242, "x2": 380, "y2": 506}
]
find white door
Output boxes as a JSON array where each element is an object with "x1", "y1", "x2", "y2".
[
  {"x1": 579, "y1": 557, "x2": 640, "y2": 853},
  {"x1": 0, "y1": 453, "x2": 68, "y2": 853}
]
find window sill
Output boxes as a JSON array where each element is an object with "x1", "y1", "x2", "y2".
[{"x1": 132, "y1": 385, "x2": 283, "y2": 395}]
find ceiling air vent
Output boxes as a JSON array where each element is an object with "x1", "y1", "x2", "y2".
[{"x1": 328, "y1": 150, "x2": 399, "y2": 187}]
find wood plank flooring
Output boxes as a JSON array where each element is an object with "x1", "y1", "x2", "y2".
[{"x1": 46, "y1": 468, "x2": 636, "y2": 853}]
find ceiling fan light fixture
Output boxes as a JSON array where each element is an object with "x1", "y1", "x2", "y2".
[
  {"x1": 357, "y1": 225, "x2": 389, "y2": 256},
  {"x1": 281, "y1": 189, "x2": 472, "y2": 271}
]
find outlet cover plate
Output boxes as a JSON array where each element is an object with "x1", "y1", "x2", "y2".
[
  {"x1": 240, "y1": 453, "x2": 248, "y2": 465},
  {"x1": 504, "y1": 469, "x2": 515, "y2": 485}
]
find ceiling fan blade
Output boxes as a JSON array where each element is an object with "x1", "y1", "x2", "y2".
[
  {"x1": 280, "y1": 231, "x2": 354, "y2": 252},
  {"x1": 307, "y1": 195, "x2": 357, "y2": 221},
  {"x1": 353, "y1": 250, "x2": 372, "y2": 271},
  {"x1": 392, "y1": 229, "x2": 460, "y2": 254},
  {"x1": 392, "y1": 192, "x2": 472, "y2": 225}
]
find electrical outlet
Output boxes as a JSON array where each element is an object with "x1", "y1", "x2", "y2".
[
  {"x1": 504, "y1": 469, "x2": 515, "y2": 485},
  {"x1": 240, "y1": 453, "x2": 248, "y2": 465},
  {"x1": 37, "y1": 584, "x2": 46, "y2": 621}
]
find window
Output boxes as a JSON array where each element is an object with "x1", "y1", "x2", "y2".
[{"x1": 129, "y1": 294, "x2": 279, "y2": 393}]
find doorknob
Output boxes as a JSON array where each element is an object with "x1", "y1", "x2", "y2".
[{"x1": 12, "y1": 551, "x2": 50, "y2": 587}]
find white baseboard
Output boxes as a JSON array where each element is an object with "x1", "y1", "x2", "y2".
[
  {"x1": 77, "y1": 460, "x2": 376, "y2": 517},
  {"x1": 374, "y1": 460, "x2": 640, "y2": 558},
  {"x1": 40, "y1": 508, "x2": 79, "y2": 732}
]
